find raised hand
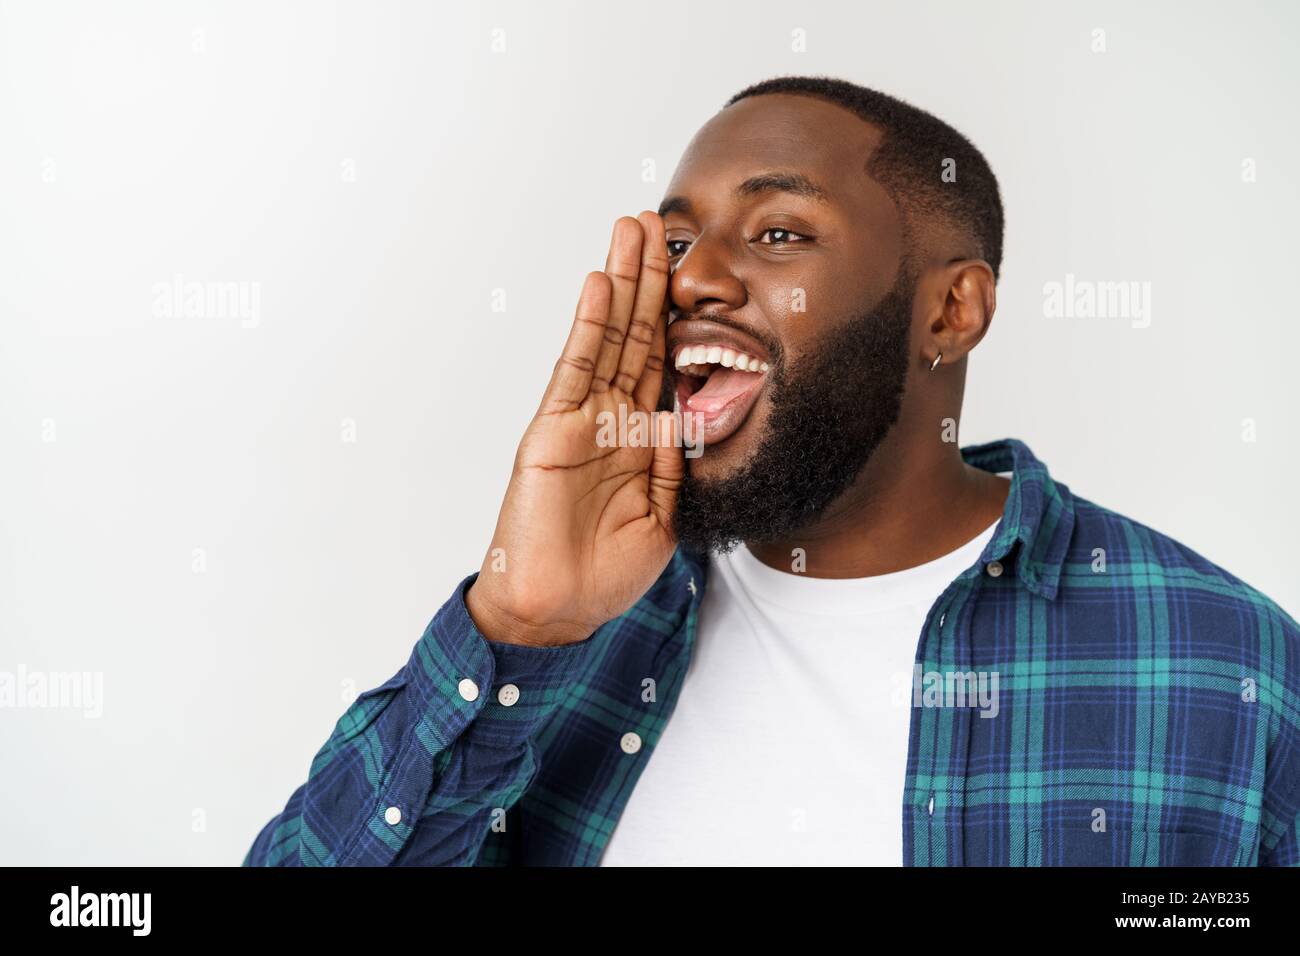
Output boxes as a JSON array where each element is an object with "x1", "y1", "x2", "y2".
[{"x1": 465, "y1": 212, "x2": 684, "y2": 647}]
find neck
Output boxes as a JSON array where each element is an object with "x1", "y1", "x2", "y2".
[{"x1": 745, "y1": 425, "x2": 1010, "y2": 579}]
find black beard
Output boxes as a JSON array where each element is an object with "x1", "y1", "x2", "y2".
[{"x1": 671, "y1": 271, "x2": 915, "y2": 556}]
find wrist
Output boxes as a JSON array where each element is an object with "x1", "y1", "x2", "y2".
[{"x1": 465, "y1": 579, "x2": 592, "y2": 648}]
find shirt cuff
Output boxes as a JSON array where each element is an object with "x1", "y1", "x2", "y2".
[{"x1": 407, "y1": 572, "x2": 596, "y2": 752}]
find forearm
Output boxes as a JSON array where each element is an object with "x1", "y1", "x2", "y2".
[{"x1": 244, "y1": 574, "x2": 595, "y2": 866}]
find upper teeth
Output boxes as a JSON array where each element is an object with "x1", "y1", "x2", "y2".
[{"x1": 674, "y1": 344, "x2": 769, "y2": 373}]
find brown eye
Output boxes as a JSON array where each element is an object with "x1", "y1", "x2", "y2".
[
  {"x1": 667, "y1": 239, "x2": 691, "y2": 258},
  {"x1": 757, "y1": 228, "x2": 810, "y2": 245}
]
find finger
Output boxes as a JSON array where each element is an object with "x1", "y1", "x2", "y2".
[
  {"x1": 647, "y1": 411, "x2": 685, "y2": 529},
  {"x1": 633, "y1": 294, "x2": 668, "y2": 412},
  {"x1": 614, "y1": 211, "x2": 669, "y2": 396},
  {"x1": 537, "y1": 271, "x2": 612, "y2": 415},
  {"x1": 591, "y1": 216, "x2": 645, "y2": 392}
]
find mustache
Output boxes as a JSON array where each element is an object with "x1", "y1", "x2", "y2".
[{"x1": 667, "y1": 310, "x2": 785, "y2": 368}]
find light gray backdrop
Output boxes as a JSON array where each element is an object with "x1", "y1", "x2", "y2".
[{"x1": 1, "y1": 0, "x2": 1296, "y2": 864}]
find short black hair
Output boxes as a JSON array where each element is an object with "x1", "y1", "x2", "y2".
[{"x1": 724, "y1": 76, "x2": 1005, "y2": 281}]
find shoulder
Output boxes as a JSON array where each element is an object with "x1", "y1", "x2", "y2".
[{"x1": 1061, "y1": 490, "x2": 1300, "y2": 687}]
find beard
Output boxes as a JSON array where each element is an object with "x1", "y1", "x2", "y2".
[{"x1": 670, "y1": 268, "x2": 915, "y2": 556}]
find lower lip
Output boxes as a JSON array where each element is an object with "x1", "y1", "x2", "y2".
[{"x1": 674, "y1": 371, "x2": 767, "y2": 447}]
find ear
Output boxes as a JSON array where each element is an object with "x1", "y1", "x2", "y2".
[{"x1": 919, "y1": 259, "x2": 996, "y2": 369}]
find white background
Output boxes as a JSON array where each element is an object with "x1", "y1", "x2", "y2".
[{"x1": 1, "y1": 0, "x2": 1296, "y2": 864}]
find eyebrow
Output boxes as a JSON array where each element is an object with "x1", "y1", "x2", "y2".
[{"x1": 658, "y1": 170, "x2": 830, "y2": 218}]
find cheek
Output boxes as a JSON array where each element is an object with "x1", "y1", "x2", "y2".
[
  {"x1": 758, "y1": 280, "x2": 810, "y2": 327},
  {"x1": 754, "y1": 264, "x2": 846, "y2": 328}
]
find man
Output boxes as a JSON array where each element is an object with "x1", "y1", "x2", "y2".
[{"x1": 245, "y1": 76, "x2": 1300, "y2": 866}]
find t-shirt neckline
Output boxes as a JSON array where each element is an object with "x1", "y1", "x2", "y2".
[{"x1": 714, "y1": 517, "x2": 1001, "y2": 616}]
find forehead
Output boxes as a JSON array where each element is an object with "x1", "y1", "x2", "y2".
[{"x1": 665, "y1": 92, "x2": 895, "y2": 223}]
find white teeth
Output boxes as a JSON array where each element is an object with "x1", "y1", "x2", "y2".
[{"x1": 673, "y1": 345, "x2": 768, "y2": 374}]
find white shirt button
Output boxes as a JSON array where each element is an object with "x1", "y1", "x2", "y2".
[
  {"x1": 985, "y1": 560, "x2": 1004, "y2": 578},
  {"x1": 384, "y1": 806, "x2": 402, "y2": 825},
  {"x1": 458, "y1": 677, "x2": 480, "y2": 702},
  {"x1": 497, "y1": 683, "x2": 520, "y2": 707},
  {"x1": 620, "y1": 732, "x2": 642, "y2": 754}
]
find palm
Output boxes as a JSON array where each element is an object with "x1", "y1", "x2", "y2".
[
  {"x1": 473, "y1": 213, "x2": 683, "y2": 641},
  {"x1": 514, "y1": 384, "x2": 667, "y2": 618}
]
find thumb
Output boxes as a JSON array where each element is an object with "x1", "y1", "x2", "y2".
[{"x1": 647, "y1": 410, "x2": 686, "y2": 527}]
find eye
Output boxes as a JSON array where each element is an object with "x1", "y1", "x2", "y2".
[
  {"x1": 666, "y1": 227, "x2": 812, "y2": 259},
  {"x1": 755, "y1": 227, "x2": 811, "y2": 246}
]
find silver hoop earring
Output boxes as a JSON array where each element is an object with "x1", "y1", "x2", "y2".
[{"x1": 928, "y1": 352, "x2": 943, "y2": 372}]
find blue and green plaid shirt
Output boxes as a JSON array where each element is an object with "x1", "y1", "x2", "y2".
[{"x1": 245, "y1": 438, "x2": 1300, "y2": 866}]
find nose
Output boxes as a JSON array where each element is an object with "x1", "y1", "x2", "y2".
[{"x1": 669, "y1": 231, "x2": 747, "y2": 318}]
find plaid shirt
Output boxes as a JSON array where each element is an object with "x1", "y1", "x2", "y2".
[{"x1": 244, "y1": 438, "x2": 1300, "y2": 866}]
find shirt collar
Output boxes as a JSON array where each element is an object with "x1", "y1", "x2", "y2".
[
  {"x1": 676, "y1": 436, "x2": 1075, "y2": 602},
  {"x1": 959, "y1": 437, "x2": 1075, "y2": 600}
]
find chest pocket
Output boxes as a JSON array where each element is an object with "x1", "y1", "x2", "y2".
[{"x1": 1028, "y1": 827, "x2": 1246, "y2": 866}]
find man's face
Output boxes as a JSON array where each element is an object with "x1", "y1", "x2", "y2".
[{"x1": 660, "y1": 93, "x2": 917, "y2": 553}]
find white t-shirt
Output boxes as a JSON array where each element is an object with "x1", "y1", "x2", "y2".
[{"x1": 600, "y1": 518, "x2": 1000, "y2": 866}]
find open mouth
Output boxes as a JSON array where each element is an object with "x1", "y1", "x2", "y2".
[{"x1": 671, "y1": 343, "x2": 770, "y2": 447}]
